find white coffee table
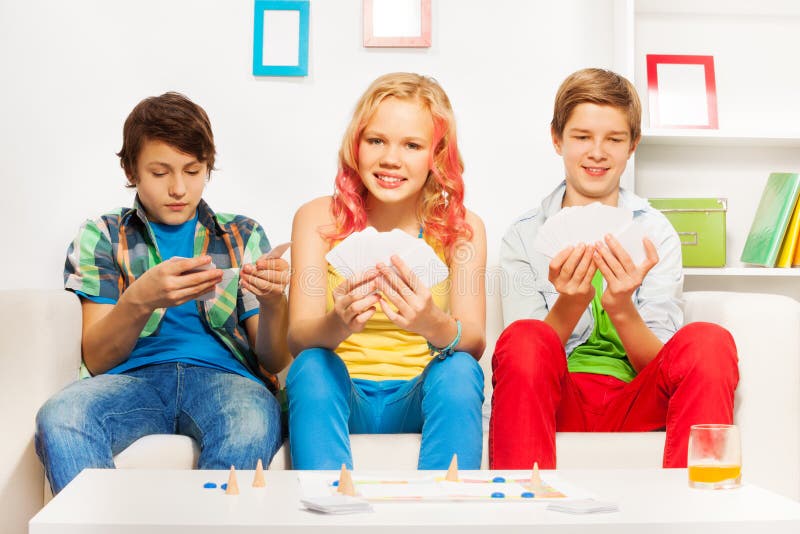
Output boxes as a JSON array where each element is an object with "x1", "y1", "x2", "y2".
[{"x1": 29, "y1": 468, "x2": 800, "y2": 533}]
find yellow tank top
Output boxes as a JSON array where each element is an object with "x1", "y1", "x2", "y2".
[{"x1": 326, "y1": 237, "x2": 451, "y2": 381}]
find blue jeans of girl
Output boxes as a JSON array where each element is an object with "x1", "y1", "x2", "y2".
[
  {"x1": 35, "y1": 363, "x2": 282, "y2": 494},
  {"x1": 286, "y1": 348, "x2": 484, "y2": 470}
]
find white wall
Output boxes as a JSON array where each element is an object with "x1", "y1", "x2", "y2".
[{"x1": 0, "y1": 0, "x2": 615, "y2": 289}]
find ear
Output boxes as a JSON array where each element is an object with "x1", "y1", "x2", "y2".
[
  {"x1": 551, "y1": 127, "x2": 563, "y2": 156},
  {"x1": 125, "y1": 171, "x2": 138, "y2": 187},
  {"x1": 627, "y1": 135, "x2": 641, "y2": 158}
]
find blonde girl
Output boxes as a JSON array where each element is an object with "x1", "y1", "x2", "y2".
[{"x1": 286, "y1": 72, "x2": 487, "y2": 469}]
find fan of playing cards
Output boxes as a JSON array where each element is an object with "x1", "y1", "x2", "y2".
[
  {"x1": 533, "y1": 202, "x2": 649, "y2": 265},
  {"x1": 325, "y1": 227, "x2": 449, "y2": 289}
]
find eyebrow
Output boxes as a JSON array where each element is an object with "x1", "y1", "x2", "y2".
[
  {"x1": 361, "y1": 130, "x2": 428, "y2": 143},
  {"x1": 145, "y1": 160, "x2": 201, "y2": 168},
  {"x1": 568, "y1": 127, "x2": 630, "y2": 137}
]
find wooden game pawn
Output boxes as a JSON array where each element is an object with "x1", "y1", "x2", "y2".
[
  {"x1": 225, "y1": 465, "x2": 240, "y2": 495},
  {"x1": 252, "y1": 459, "x2": 266, "y2": 487},
  {"x1": 337, "y1": 464, "x2": 356, "y2": 496},
  {"x1": 529, "y1": 461, "x2": 544, "y2": 492},
  {"x1": 445, "y1": 454, "x2": 459, "y2": 482}
]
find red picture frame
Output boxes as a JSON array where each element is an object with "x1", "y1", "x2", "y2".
[
  {"x1": 363, "y1": 0, "x2": 431, "y2": 48},
  {"x1": 646, "y1": 54, "x2": 718, "y2": 129}
]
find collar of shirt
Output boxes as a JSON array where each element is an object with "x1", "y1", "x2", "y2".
[
  {"x1": 121, "y1": 195, "x2": 229, "y2": 238},
  {"x1": 539, "y1": 180, "x2": 651, "y2": 220}
]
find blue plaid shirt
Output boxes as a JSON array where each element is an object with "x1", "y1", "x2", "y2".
[{"x1": 64, "y1": 196, "x2": 280, "y2": 393}]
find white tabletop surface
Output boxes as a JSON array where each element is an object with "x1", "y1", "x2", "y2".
[{"x1": 29, "y1": 468, "x2": 800, "y2": 533}]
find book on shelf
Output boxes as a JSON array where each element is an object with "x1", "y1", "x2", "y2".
[
  {"x1": 793, "y1": 214, "x2": 800, "y2": 267},
  {"x1": 740, "y1": 172, "x2": 800, "y2": 267},
  {"x1": 776, "y1": 193, "x2": 800, "y2": 267},
  {"x1": 795, "y1": 228, "x2": 800, "y2": 267}
]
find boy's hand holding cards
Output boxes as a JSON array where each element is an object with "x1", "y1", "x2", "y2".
[
  {"x1": 241, "y1": 242, "x2": 292, "y2": 301},
  {"x1": 534, "y1": 203, "x2": 648, "y2": 265},
  {"x1": 179, "y1": 243, "x2": 291, "y2": 302},
  {"x1": 178, "y1": 257, "x2": 224, "y2": 301}
]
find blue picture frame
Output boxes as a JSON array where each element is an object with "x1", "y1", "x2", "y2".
[{"x1": 253, "y1": 0, "x2": 309, "y2": 76}]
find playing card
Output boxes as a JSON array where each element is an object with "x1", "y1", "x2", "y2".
[
  {"x1": 614, "y1": 220, "x2": 648, "y2": 265},
  {"x1": 396, "y1": 239, "x2": 449, "y2": 288},
  {"x1": 546, "y1": 498, "x2": 619, "y2": 514},
  {"x1": 180, "y1": 259, "x2": 216, "y2": 301},
  {"x1": 325, "y1": 228, "x2": 448, "y2": 288},
  {"x1": 325, "y1": 247, "x2": 354, "y2": 280},
  {"x1": 265, "y1": 241, "x2": 291, "y2": 259},
  {"x1": 300, "y1": 496, "x2": 373, "y2": 514},
  {"x1": 533, "y1": 229, "x2": 561, "y2": 258},
  {"x1": 534, "y1": 203, "x2": 646, "y2": 263}
]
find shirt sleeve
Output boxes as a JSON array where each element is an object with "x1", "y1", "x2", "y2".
[
  {"x1": 636, "y1": 212, "x2": 684, "y2": 343},
  {"x1": 499, "y1": 223, "x2": 549, "y2": 327},
  {"x1": 64, "y1": 218, "x2": 121, "y2": 302}
]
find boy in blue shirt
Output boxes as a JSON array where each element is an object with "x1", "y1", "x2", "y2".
[{"x1": 35, "y1": 92, "x2": 291, "y2": 493}]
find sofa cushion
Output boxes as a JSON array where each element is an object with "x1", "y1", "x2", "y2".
[{"x1": 113, "y1": 431, "x2": 666, "y2": 471}]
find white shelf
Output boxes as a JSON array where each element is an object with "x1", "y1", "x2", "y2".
[
  {"x1": 684, "y1": 268, "x2": 800, "y2": 277},
  {"x1": 641, "y1": 129, "x2": 800, "y2": 148},
  {"x1": 635, "y1": 0, "x2": 800, "y2": 17},
  {"x1": 626, "y1": 0, "x2": 800, "y2": 297}
]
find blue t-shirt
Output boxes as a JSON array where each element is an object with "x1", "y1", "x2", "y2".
[{"x1": 78, "y1": 212, "x2": 259, "y2": 382}]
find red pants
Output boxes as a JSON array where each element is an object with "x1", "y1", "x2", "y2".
[{"x1": 489, "y1": 320, "x2": 738, "y2": 469}]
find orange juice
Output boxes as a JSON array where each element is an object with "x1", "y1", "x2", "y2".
[{"x1": 688, "y1": 464, "x2": 741, "y2": 484}]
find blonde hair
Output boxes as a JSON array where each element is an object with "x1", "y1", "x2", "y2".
[
  {"x1": 327, "y1": 72, "x2": 472, "y2": 262},
  {"x1": 551, "y1": 68, "x2": 641, "y2": 145}
]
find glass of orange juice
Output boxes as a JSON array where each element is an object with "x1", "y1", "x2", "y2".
[{"x1": 687, "y1": 424, "x2": 741, "y2": 489}]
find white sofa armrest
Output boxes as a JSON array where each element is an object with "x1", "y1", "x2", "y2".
[
  {"x1": 683, "y1": 291, "x2": 800, "y2": 500},
  {"x1": 0, "y1": 289, "x2": 82, "y2": 534}
]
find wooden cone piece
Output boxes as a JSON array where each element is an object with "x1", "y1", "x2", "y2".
[
  {"x1": 337, "y1": 464, "x2": 356, "y2": 496},
  {"x1": 530, "y1": 461, "x2": 543, "y2": 491},
  {"x1": 445, "y1": 454, "x2": 459, "y2": 482},
  {"x1": 225, "y1": 465, "x2": 240, "y2": 495},
  {"x1": 252, "y1": 459, "x2": 266, "y2": 487}
]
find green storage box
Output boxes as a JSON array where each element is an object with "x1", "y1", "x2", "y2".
[{"x1": 648, "y1": 198, "x2": 727, "y2": 267}]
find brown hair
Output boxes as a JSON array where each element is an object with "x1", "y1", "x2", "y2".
[
  {"x1": 117, "y1": 92, "x2": 216, "y2": 186},
  {"x1": 551, "y1": 68, "x2": 641, "y2": 145}
]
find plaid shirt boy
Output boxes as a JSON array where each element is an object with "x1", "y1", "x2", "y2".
[{"x1": 64, "y1": 196, "x2": 280, "y2": 394}]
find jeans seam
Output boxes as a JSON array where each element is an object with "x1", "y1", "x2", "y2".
[
  {"x1": 175, "y1": 363, "x2": 185, "y2": 432},
  {"x1": 97, "y1": 407, "x2": 165, "y2": 423},
  {"x1": 383, "y1": 378, "x2": 423, "y2": 406},
  {"x1": 383, "y1": 356, "x2": 443, "y2": 406}
]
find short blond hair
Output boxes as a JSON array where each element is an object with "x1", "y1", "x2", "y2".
[{"x1": 551, "y1": 68, "x2": 641, "y2": 145}]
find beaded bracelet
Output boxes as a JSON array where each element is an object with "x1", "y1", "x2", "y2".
[{"x1": 427, "y1": 318, "x2": 462, "y2": 359}]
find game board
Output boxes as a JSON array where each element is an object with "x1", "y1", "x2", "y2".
[{"x1": 298, "y1": 471, "x2": 593, "y2": 503}]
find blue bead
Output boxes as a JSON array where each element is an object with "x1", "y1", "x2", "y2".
[
  {"x1": 491, "y1": 492, "x2": 505, "y2": 499},
  {"x1": 332, "y1": 480, "x2": 339, "y2": 487},
  {"x1": 521, "y1": 492, "x2": 535, "y2": 498},
  {"x1": 221, "y1": 483, "x2": 228, "y2": 491},
  {"x1": 203, "y1": 482, "x2": 217, "y2": 489},
  {"x1": 491, "y1": 476, "x2": 506, "y2": 483}
]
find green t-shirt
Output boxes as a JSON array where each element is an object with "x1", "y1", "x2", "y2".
[{"x1": 567, "y1": 271, "x2": 636, "y2": 383}]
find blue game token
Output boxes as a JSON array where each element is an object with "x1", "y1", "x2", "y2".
[
  {"x1": 332, "y1": 480, "x2": 339, "y2": 487},
  {"x1": 521, "y1": 491, "x2": 534, "y2": 498},
  {"x1": 203, "y1": 482, "x2": 217, "y2": 489},
  {"x1": 491, "y1": 476, "x2": 506, "y2": 483},
  {"x1": 491, "y1": 492, "x2": 505, "y2": 499},
  {"x1": 221, "y1": 483, "x2": 228, "y2": 491}
]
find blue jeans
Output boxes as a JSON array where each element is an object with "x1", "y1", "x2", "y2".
[
  {"x1": 35, "y1": 363, "x2": 282, "y2": 494},
  {"x1": 286, "y1": 348, "x2": 484, "y2": 470}
]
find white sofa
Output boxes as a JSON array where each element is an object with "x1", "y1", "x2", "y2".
[{"x1": 2, "y1": 288, "x2": 799, "y2": 534}]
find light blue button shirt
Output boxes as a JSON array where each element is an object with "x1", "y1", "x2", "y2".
[{"x1": 499, "y1": 181, "x2": 684, "y2": 356}]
